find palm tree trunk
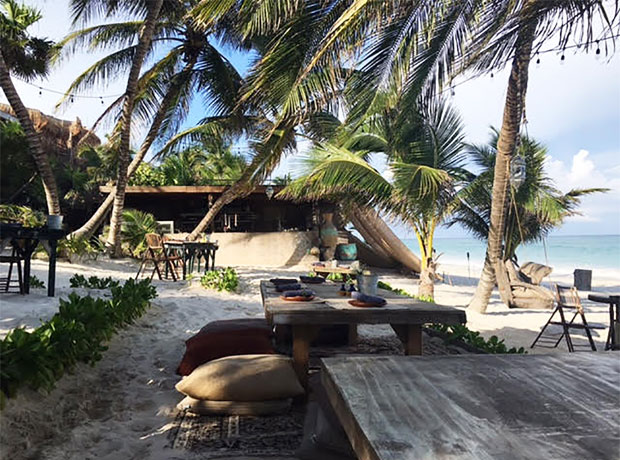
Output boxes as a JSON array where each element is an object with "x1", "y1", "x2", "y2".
[
  {"x1": 106, "y1": 0, "x2": 163, "y2": 256},
  {"x1": 0, "y1": 52, "x2": 61, "y2": 215},
  {"x1": 468, "y1": 15, "x2": 536, "y2": 313},
  {"x1": 70, "y1": 57, "x2": 197, "y2": 240}
]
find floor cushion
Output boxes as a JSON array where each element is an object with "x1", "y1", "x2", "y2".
[
  {"x1": 177, "y1": 329, "x2": 275, "y2": 376},
  {"x1": 176, "y1": 354, "x2": 305, "y2": 401},
  {"x1": 198, "y1": 318, "x2": 272, "y2": 336},
  {"x1": 177, "y1": 395, "x2": 292, "y2": 415}
]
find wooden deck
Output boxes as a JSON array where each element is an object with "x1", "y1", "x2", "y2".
[{"x1": 321, "y1": 353, "x2": 620, "y2": 460}]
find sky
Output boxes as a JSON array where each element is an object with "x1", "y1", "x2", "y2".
[{"x1": 2, "y1": 0, "x2": 619, "y2": 239}]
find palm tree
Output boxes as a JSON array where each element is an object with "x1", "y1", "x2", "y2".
[
  {"x1": 0, "y1": 0, "x2": 60, "y2": 215},
  {"x1": 449, "y1": 131, "x2": 606, "y2": 264},
  {"x1": 197, "y1": 0, "x2": 618, "y2": 310},
  {"x1": 62, "y1": 0, "x2": 250, "y2": 240},
  {"x1": 284, "y1": 99, "x2": 468, "y2": 299}
]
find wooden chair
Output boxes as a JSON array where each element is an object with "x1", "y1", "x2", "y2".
[
  {"x1": 531, "y1": 284, "x2": 605, "y2": 352},
  {"x1": 0, "y1": 245, "x2": 24, "y2": 294},
  {"x1": 136, "y1": 233, "x2": 183, "y2": 281}
]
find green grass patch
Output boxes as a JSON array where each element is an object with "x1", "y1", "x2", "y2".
[{"x1": 0, "y1": 278, "x2": 157, "y2": 408}]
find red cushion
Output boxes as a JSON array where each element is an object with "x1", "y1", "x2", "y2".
[
  {"x1": 198, "y1": 318, "x2": 271, "y2": 336},
  {"x1": 177, "y1": 329, "x2": 275, "y2": 376}
]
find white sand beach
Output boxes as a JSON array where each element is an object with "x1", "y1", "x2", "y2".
[{"x1": 0, "y1": 258, "x2": 618, "y2": 460}]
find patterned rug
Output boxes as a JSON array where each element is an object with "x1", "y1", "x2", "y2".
[{"x1": 168, "y1": 409, "x2": 305, "y2": 458}]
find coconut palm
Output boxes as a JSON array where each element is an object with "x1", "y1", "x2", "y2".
[
  {"x1": 62, "y1": 0, "x2": 251, "y2": 241},
  {"x1": 284, "y1": 99, "x2": 468, "y2": 299},
  {"x1": 198, "y1": 0, "x2": 619, "y2": 310},
  {"x1": 448, "y1": 131, "x2": 606, "y2": 263},
  {"x1": 0, "y1": 0, "x2": 60, "y2": 215}
]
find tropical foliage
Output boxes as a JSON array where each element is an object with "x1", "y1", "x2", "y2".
[
  {"x1": 0, "y1": 278, "x2": 156, "y2": 407},
  {"x1": 120, "y1": 209, "x2": 157, "y2": 257},
  {"x1": 200, "y1": 267, "x2": 239, "y2": 292},
  {"x1": 449, "y1": 131, "x2": 606, "y2": 261},
  {"x1": 0, "y1": 204, "x2": 45, "y2": 227},
  {"x1": 69, "y1": 274, "x2": 120, "y2": 289}
]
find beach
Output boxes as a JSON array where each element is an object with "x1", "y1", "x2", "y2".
[{"x1": 0, "y1": 257, "x2": 618, "y2": 460}]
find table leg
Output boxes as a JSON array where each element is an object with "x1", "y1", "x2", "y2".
[
  {"x1": 292, "y1": 325, "x2": 319, "y2": 389},
  {"x1": 47, "y1": 239, "x2": 57, "y2": 297},
  {"x1": 391, "y1": 324, "x2": 423, "y2": 355},
  {"x1": 348, "y1": 324, "x2": 358, "y2": 345}
]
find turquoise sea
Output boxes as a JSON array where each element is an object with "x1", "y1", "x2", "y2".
[{"x1": 401, "y1": 235, "x2": 620, "y2": 274}]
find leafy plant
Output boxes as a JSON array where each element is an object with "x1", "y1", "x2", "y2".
[
  {"x1": 29, "y1": 275, "x2": 45, "y2": 289},
  {"x1": 120, "y1": 209, "x2": 158, "y2": 257},
  {"x1": 0, "y1": 278, "x2": 157, "y2": 405},
  {"x1": 69, "y1": 274, "x2": 120, "y2": 289},
  {"x1": 377, "y1": 281, "x2": 525, "y2": 354},
  {"x1": 200, "y1": 267, "x2": 239, "y2": 292},
  {"x1": 60, "y1": 235, "x2": 103, "y2": 260},
  {"x1": 0, "y1": 204, "x2": 45, "y2": 227}
]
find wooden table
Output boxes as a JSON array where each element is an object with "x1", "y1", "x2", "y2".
[
  {"x1": 260, "y1": 281, "x2": 466, "y2": 387},
  {"x1": 164, "y1": 241, "x2": 218, "y2": 280},
  {"x1": 321, "y1": 354, "x2": 620, "y2": 460},
  {"x1": 588, "y1": 293, "x2": 620, "y2": 350},
  {"x1": 311, "y1": 266, "x2": 356, "y2": 279},
  {"x1": 0, "y1": 224, "x2": 65, "y2": 296}
]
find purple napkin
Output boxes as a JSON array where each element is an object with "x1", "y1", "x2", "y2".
[
  {"x1": 351, "y1": 291, "x2": 386, "y2": 306},
  {"x1": 276, "y1": 283, "x2": 302, "y2": 292},
  {"x1": 282, "y1": 289, "x2": 315, "y2": 298}
]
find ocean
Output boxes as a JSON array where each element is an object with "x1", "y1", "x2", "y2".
[{"x1": 401, "y1": 234, "x2": 620, "y2": 275}]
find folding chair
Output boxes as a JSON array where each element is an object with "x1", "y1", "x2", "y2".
[
  {"x1": 136, "y1": 233, "x2": 183, "y2": 281},
  {"x1": 531, "y1": 284, "x2": 604, "y2": 352},
  {"x1": 0, "y1": 245, "x2": 24, "y2": 294}
]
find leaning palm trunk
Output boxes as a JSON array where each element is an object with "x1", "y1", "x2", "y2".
[
  {"x1": 468, "y1": 18, "x2": 536, "y2": 313},
  {"x1": 351, "y1": 205, "x2": 422, "y2": 273},
  {"x1": 0, "y1": 52, "x2": 61, "y2": 215},
  {"x1": 70, "y1": 57, "x2": 198, "y2": 240},
  {"x1": 106, "y1": 0, "x2": 163, "y2": 256}
]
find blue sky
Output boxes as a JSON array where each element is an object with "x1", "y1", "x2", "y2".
[{"x1": 3, "y1": 0, "x2": 619, "y2": 239}]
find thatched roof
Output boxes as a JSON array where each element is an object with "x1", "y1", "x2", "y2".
[{"x1": 0, "y1": 103, "x2": 101, "y2": 154}]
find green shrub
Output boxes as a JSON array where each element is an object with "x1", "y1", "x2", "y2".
[
  {"x1": 0, "y1": 278, "x2": 156, "y2": 406},
  {"x1": 60, "y1": 235, "x2": 103, "y2": 260},
  {"x1": 200, "y1": 267, "x2": 239, "y2": 292},
  {"x1": 29, "y1": 275, "x2": 45, "y2": 289},
  {"x1": 0, "y1": 204, "x2": 45, "y2": 227},
  {"x1": 69, "y1": 274, "x2": 120, "y2": 289},
  {"x1": 121, "y1": 209, "x2": 158, "y2": 257},
  {"x1": 377, "y1": 280, "x2": 525, "y2": 354}
]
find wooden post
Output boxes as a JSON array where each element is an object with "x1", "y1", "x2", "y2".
[{"x1": 292, "y1": 325, "x2": 319, "y2": 389}]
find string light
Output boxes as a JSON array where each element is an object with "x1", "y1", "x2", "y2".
[
  {"x1": 535, "y1": 53, "x2": 541, "y2": 66},
  {"x1": 38, "y1": 87, "x2": 42, "y2": 96}
]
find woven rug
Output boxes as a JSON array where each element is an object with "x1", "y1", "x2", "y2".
[{"x1": 168, "y1": 409, "x2": 305, "y2": 458}]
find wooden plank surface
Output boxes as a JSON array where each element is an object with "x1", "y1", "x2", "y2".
[
  {"x1": 321, "y1": 354, "x2": 620, "y2": 460},
  {"x1": 260, "y1": 281, "x2": 466, "y2": 326}
]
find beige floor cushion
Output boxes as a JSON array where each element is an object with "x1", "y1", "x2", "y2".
[
  {"x1": 177, "y1": 396, "x2": 292, "y2": 415},
  {"x1": 175, "y1": 354, "x2": 304, "y2": 401}
]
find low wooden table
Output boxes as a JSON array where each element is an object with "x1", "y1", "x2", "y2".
[
  {"x1": 260, "y1": 281, "x2": 466, "y2": 387},
  {"x1": 311, "y1": 266, "x2": 356, "y2": 278},
  {"x1": 0, "y1": 224, "x2": 65, "y2": 296},
  {"x1": 588, "y1": 293, "x2": 620, "y2": 350},
  {"x1": 321, "y1": 354, "x2": 620, "y2": 460}
]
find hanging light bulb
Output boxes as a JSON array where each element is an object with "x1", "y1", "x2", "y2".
[
  {"x1": 450, "y1": 86, "x2": 455, "y2": 96},
  {"x1": 38, "y1": 87, "x2": 42, "y2": 96},
  {"x1": 490, "y1": 72, "x2": 494, "y2": 78},
  {"x1": 100, "y1": 97, "x2": 104, "y2": 105},
  {"x1": 70, "y1": 95, "x2": 74, "y2": 103},
  {"x1": 560, "y1": 49, "x2": 566, "y2": 64},
  {"x1": 510, "y1": 155, "x2": 527, "y2": 189},
  {"x1": 595, "y1": 40, "x2": 601, "y2": 59},
  {"x1": 265, "y1": 185, "x2": 275, "y2": 200},
  {"x1": 535, "y1": 53, "x2": 541, "y2": 67}
]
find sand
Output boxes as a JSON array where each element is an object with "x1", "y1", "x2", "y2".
[{"x1": 0, "y1": 257, "x2": 618, "y2": 459}]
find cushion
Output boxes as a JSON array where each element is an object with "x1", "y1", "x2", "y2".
[
  {"x1": 177, "y1": 396, "x2": 292, "y2": 415},
  {"x1": 519, "y1": 262, "x2": 553, "y2": 285},
  {"x1": 175, "y1": 354, "x2": 305, "y2": 401},
  {"x1": 198, "y1": 318, "x2": 271, "y2": 336},
  {"x1": 276, "y1": 283, "x2": 302, "y2": 292},
  {"x1": 351, "y1": 292, "x2": 386, "y2": 306},
  {"x1": 282, "y1": 289, "x2": 315, "y2": 298},
  {"x1": 177, "y1": 330, "x2": 275, "y2": 376}
]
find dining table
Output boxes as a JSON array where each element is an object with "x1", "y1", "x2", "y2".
[
  {"x1": 260, "y1": 280, "x2": 466, "y2": 387},
  {"x1": 588, "y1": 293, "x2": 620, "y2": 350},
  {"x1": 163, "y1": 240, "x2": 218, "y2": 280},
  {"x1": 0, "y1": 223, "x2": 65, "y2": 296}
]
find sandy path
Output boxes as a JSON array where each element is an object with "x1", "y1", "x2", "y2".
[{"x1": 0, "y1": 258, "x2": 617, "y2": 459}]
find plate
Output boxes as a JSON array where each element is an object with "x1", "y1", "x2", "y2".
[
  {"x1": 348, "y1": 299, "x2": 386, "y2": 308},
  {"x1": 280, "y1": 295, "x2": 316, "y2": 302}
]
